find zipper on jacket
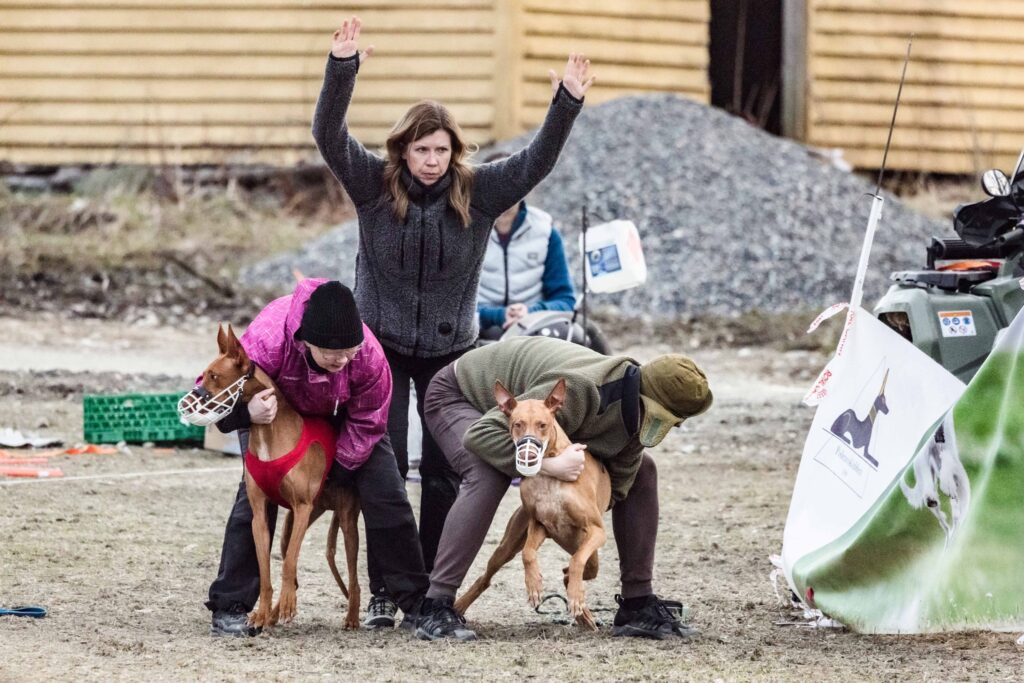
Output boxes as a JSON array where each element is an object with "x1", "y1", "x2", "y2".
[
  {"x1": 501, "y1": 240, "x2": 510, "y2": 306},
  {"x1": 399, "y1": 229, "x2": 407, "y2": 270},
  {"x1": 437, "y1": 221, "x2": 445, "y2": 272},
  {"x1": 412, "y1": 209, "x2": 427, "y2": 356}
]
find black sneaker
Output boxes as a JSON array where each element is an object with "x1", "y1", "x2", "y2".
[
  {"x1": 210, "y1": 604, "x2": 259, "y2": 637},
  {"x1": 397, "y1": 606, "x2": 417, "y2": 634},
  {"x1": 398, "y1": 601, "x2": 421, "y2": 632},
  {"x1": 414, "y1": 597, "x2": 477, "y2": 642},
  {"x1": 611, "y1": 594, "x2": 699, "y2": 640},
  {"x1": 363, "y1": 593, "x2": 398, "y2": 629}
]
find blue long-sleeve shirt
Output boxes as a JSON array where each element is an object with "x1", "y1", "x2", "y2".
[{"x1": 477, "y1": 208, "x2": 576, "y2": 329}]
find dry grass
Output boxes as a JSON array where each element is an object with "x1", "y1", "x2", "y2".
[
  {"x1": 882, "y1": 171, "x2": 980, "y2": 223},
  {"x1": 0, "y1": 166, "x2": 352, "y2": 275}
]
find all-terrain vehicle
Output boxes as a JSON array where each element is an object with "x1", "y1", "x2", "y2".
[
  {"x1": 874, "y1": 151, "x2": 1024, "y2": 382},
  {"x1": 494, "y1": 305, "x2": 611, "y2": 355}
]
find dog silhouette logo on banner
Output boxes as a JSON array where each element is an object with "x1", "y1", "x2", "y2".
[{"x1": 829, "y1": 369, "x2": 891, "y2": 468}]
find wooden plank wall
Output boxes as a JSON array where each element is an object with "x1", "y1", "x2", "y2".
[
  {"x1": 807, "y1": 0, "x2": 1024, "y2": 174},
  {"x1": 515, "y1": 0, "x2": 710, "y2": 131},
  {"x1": 0, "y1": 0, "x2": 498, "y2": 165},
  {"x1": 0, "y1": 0, "x2": 710, "y2": 166}
]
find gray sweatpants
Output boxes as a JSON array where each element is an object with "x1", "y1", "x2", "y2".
[{"x1": 423, "y1": 362, "x2": 658, "y2": 601}]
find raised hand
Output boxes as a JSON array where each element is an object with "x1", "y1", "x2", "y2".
[
  {"x1": 549, "y1": 53, "x2": 595, "y2": 100},
  {"x1": 331, "y1": 16, "x2": 374, "y2": 63}
]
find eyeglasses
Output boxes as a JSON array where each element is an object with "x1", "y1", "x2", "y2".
[{"x1": 312, "y1": 343, "x2": 364, "y2": 362}]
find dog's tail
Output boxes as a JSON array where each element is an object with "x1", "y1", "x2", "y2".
[{"x1": 326, "y1": 512, "x2": 350, "y2": 599}]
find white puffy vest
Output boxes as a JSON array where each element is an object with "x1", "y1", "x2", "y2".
[{"x1": 477, "y1": 205, "x2": 554, "y2": 308}]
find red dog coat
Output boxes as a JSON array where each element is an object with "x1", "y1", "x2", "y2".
[{"x1": 244, "y1": 417, "x2": 336, "y2": 509}]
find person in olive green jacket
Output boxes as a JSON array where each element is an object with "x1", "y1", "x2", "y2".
[{"x1": 412, "y1": 336, "x2": 713, "y2": 642}]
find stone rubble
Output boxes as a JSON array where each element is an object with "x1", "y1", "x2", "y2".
[{"x1": 241, "y1": 94, "x2": 948, "y2": 317}]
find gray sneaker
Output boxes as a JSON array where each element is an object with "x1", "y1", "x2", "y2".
[
  {"x1": 414, "y1": 597, "x2": 477, "y2": 642},
  {"x1": 363, "y1": 594, "x2": 398, "y2": 629},
  {"x1": 210, "y1": 605, "x2": 259, "y2": 637}
]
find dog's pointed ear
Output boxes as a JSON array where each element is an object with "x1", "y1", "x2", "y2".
[
  {"x1": 216, "y1": 324, "x2": 229, "y2": 354},
  {"x1": 494, "y1": 380, "x2": 517, "y2": 417},
  {"x1": 544, "y1": 378, "x2": 567, "y2": 413},
  {"x1": 225, "y1": 324, "x2": 250, "y2": 369},
  {"x1": 236, "y1": 342, "x2": 252, "y2": 374},
  {"x1": 224, "y1": 324, "x2": 241, "y2": 357}
]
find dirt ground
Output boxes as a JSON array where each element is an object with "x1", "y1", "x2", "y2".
[{"x1": 1, "y1": 315, "x2": 1021, "y2": 683}]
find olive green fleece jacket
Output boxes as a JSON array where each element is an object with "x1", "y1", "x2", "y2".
[{"x1": 456, "y1": 336, "x2": 644, "y2": 502}]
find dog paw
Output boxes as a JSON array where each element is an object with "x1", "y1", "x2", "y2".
[
  {"x1": 567, "y1": 583, "x2": 587, "y2": 616},
  {"x1": 576, "y1": 607, "x2": 598, "y2": 631},
  {"x1": 275, "y1": 596, "x2": 297, "y2": 625},
  {"x1": 344, "y1": 604, "x2": 361, "y2": 630},
  {"x1": 249, "y1": 609, "x2": 270, "y2": 629},
  {"x1": 526, "y1": 581, "x2": 543, "y2": 608},
  {"x1": 524, "y1": 565, "x2": 545, "y2": 608}
]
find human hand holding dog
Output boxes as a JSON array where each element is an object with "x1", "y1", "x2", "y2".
[
  {"x1": 541, "y1": 443, "x2": 586, "y2": 481},
  {"x1": 248, "y1": 388, "x2": 277, "y2": 424}
]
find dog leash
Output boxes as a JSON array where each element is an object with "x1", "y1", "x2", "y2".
[
  {"x1": 535, "y1": 594, "x2": 574, "y2": 625},
  {"x1": 0, "y1": 606, "x2": 47, "y2": 618},
  {"x1": 534, "y1": 593, "x2": 689, "y2": 626},
  {"x1": 534, "y1": 593, "x2": 618, "y2": 626}
]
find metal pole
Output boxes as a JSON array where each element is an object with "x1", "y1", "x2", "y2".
[{"x1": 581, "y1": 204, "x2": 589, "y2": 346}]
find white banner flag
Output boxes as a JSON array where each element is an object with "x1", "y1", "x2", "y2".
[{"x1": 782, "y1": 308, "x2": 967, "y2": 592}]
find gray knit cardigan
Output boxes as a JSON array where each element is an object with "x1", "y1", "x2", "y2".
[{"x1": 312, "y1": 54, "x2": 583, "y2": 358}]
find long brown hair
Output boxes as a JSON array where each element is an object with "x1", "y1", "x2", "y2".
[{"x1": 382, "y1": 100, "x2": 475, "y2": 227}]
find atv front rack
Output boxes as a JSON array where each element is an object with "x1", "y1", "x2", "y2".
[{"x1": 890, "y1": 268, "x2": 997, "y2": 292}]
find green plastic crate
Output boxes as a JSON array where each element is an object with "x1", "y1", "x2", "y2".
[{"x1": 83, "y1": 392, "x2": 204, "y2": 444}]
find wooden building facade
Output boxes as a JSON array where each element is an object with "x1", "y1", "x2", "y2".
[
  {"x1": 3, "y1": 0, "x2": 1021, "y2": 175},
  {"x1": 790, "y1": 0, "x2": 1024, "y2": 174},
  {"x1": 0, "y1": 0, "x2": 710, "y2": 166}
]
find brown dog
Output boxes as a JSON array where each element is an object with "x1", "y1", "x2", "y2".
[
  {"x1": 182, "y1": 324, "x2": 361, "y2": 630},
  {"x1": 455, "y1": 378, "x2": 611, "y2": 630}
]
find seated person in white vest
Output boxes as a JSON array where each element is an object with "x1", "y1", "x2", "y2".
[{"x1": 476, "y1": 154, "x2": 576, "y2": 340}]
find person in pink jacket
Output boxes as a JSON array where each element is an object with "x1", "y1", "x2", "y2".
[{"x1": 205, "y1": 279, "x2": 428, "y2": 637}]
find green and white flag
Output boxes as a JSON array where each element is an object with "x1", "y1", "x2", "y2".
[{"x1": 780, "y1": 305, "x2": 1024, "y2": 632}]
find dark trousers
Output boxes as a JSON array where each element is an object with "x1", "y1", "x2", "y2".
[
  {"x1": 424, "y1": 362, "x2": 659, "y2": 600},
  {"x1": 206, "y1": 431, "x2": 428, "y2": 614},
  {"x1": 381, "y1": 345, "x2": 465, "y2": 576}
]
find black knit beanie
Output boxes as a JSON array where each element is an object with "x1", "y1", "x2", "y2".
[{"x1": 299, "y1": 281, "x2": 364, "y2": 349}]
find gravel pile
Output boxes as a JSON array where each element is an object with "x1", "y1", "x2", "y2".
[{"x1": 241, "y1": 94, "x2": 947, "y2": 317}]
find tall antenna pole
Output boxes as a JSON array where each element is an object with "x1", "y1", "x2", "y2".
[
  {"x1": 804, "y1": 37, "x2": 914, "y2": 404},
  {"x1": 847, "y1": 36, "x2": 913, "y2": 313},
  {"x1": 875, "y1": 36, "x2": 913, "y2": 197}
]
